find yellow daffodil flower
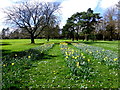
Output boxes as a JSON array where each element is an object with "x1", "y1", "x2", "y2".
[
  {"x1": 114, "y1": 58, "x2": 118, "y2": 61},
  {"x1": 12, "y1": 63, "x2": 15, "y2": 66},
  {"x1": 88, "y1": 59, "x2": 90, "y2": 62},
  {"x1": 66, "y1": 56, "x2": 68, "y2": 59},
  {"x1": 72, "y1": 56, "x2": 75, "y2": 58},
  {"x1": 74, "y1": 57, "x2": 77, "y2": 59},
  {"x1": 83, "y1": 56, "x2": 85, "y2": 58},
  {"x1": 28, "y1": 56, "x2": 31, "y2": 58},
  {"x1": 3, "y1": 64, "x2": 6, "y2": 67}
]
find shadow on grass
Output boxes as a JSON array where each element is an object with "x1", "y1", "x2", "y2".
[{"x1": 2, "y1": 44, "x2": 57, "y2": 62}]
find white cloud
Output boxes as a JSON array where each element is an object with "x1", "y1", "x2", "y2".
[{"x1": 100, "y1": 0, "x2": 119, "y2": 9}]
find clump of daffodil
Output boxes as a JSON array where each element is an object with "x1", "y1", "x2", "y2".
[
  {"x1": 104, "y1": 57, "x2": 108, "y2": 60},
  {"x1": 83, "y1": 56, "x2": 85, "y2": 59},
  {"x1": 11, "y1": 63, "x2": 15, "y2": 66},
  {"x1": 76, "y1": 62, "x2": 80, "y2": 68},
  {"x1": 89, "y1": 51, "x2": 92, "y2": 54},
  {"x1": 3, "y1": 64, "x2": 6, "y2": 67},
  {"x1": 72, "y1": 56, "x2": 75, "y2": 59},
  {"x1": 28, "y1": 56, "x2": 31, "y2": 58},
  {"x1": 88, "y1": 59, "x2": 90, "y2": 62},
  {"x1": 102, "y1": 49, "x2": 105, "y2": 51},
  {"x1": 74, "y1": 57, "x2": 77, "y2": 59},
  {"x1": 114, "y1": 58, "x2": 118, "y2": 61},
  {"x1": 81, "y1": 53, "x2": 84, "y2": 56},
  {"x1": 66, "y1": 56, "x2": 68, "y2": 59},
  {"x1": 15, "y1": 54, "x2": 17, "y2": 56}
]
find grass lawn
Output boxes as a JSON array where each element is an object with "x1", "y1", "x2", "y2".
[
  {"x1": 79, "y1": 40, "x2": 119, "y2": 53},
  {"x1": 0, "y1": 39, "x2": 72, "y2": 56},
  {"x1": 1, "y1": 39, "x2": 119, "y2": 88}
]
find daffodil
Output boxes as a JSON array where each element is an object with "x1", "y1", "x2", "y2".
[
  {"x1": 15, "y1": 54, "x2": 17, "y2": 56},
  {"x1": 114, "y1": 58, "x2": 118, "y2": 61},
  {"x1": 87, "y1": 59, "x2": 90, "y2": 62},
  {"x1": 66, "y1": 56, "x2": 68, "y2": 59},
  {"x1": 3, "y1": 64, "x2": 6, "y2": 67},
  {"x1": 28, "y1": 56, "x2": 31, "y2": 58},
  {"x1": 83, "y1": 56, "x2": 85, "y2": 58},
  {"x1": 89, "y1": 52, "x2": 92, "y2": 54},
  {"x1": 76, "y1": 62, "x2": 81, "y2": 68},
  {"x1": 74, "y1": 57, "x2": 77, "y2": 59},
  {"x1": 11, "y1": 63, "x2": 15, "y2": 66},
  {"x1": 102, "y1": 49, "x2": 105, "y2": 51},
  {"x1": 76, "y1": 62, "x2": 79, "y2": 67},
  {"x1": 81, "y1": 53, "x2": 84, "y2": 56},
  {"x1": 72, "y1": 56, "x2": 75, "y2": 58}
]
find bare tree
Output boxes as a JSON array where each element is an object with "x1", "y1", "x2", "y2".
[
  {"x1": 4, "y1": 1, "x2": 61, "y2": 43},
  {"x1": 103, "y1": 7, "x2": 117, "y2": 40},
  {"x1": 116, "y1": 1, "x2": 120, "y2": 40}
]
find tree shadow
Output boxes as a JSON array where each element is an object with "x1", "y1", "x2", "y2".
[
  {"x1": 0, "y1": 43, "x2": 12, "y2": 46},
  {"x1": 1, "y1": 49, "x2": 12, "y2": 56},
  {"x1": 2, "y1": 45, "x2": 57, "y2": 62}
]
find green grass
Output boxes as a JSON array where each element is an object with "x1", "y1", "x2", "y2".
[
  {"x1": 1, "y1": 39, "x2": 119, "y2": 52},
  {"x1": 0, "y1": 39, "x2": 72, "y2": 56},
  {"x1": 79, "y1": 40, "x2": 119, "y2": 53},
  {"x1": 1, "y1": 39, "x2": 119, "y2": 88}
]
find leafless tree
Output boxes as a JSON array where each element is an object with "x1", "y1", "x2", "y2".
[
  {"x1": 4, "y1": 1, "x2": 61, "y2": 43},
  {"x1": 103, "y1": 6, "x2": 117, "y2": 40},
  {"x1": 116, "y1": 1, "x2": 120, "y2": 40}
]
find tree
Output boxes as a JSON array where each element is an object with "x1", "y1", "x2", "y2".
[
  {"x1": 1, "y1": 28, "x2": 10, "y2": 39},
  {"x1": 116, "y1": 1, "x2": 120, "y2": 40},
  {"x1": 81, "y1": 8, "x2": 101, "y2": 41},
  {"x1": 103, "y1": 7, "x2": 117, "y2": 41},
  {"x1": 63, "y1": 16, "x2": 76, "y2": 41},
  {"x1": 63, "y1": 8, "x2": 101, "y2": 41},
  {"x1": 4, "y1": 1, "x2": 60, "y2": 43}
]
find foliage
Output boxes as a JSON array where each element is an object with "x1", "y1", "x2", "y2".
[{"x1": 62, "y1": 8, "x2": 101, "y2": 41}]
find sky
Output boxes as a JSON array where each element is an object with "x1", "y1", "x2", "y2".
[{"x1": 0, "y1": 0, "x2": 119, "y2": 31}]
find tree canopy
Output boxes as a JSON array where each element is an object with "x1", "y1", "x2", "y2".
[{"x1": 63, "y1": 8, "x2": 101, "y2": 41}]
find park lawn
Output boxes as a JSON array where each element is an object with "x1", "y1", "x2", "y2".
[
  {"x1": 22, "y1": 44, "x2": 83, "y2": 88},
  {"x1": 2, "y1": 40, "x2": 119, "y2": 88},
  {"x1": 79, "y1": 40, "x2": 119, "y2": 53},
  {"x1": 1, "y1": 39, "x2": 119, "y2": 52},
  {"x1": 1, "y1": 39, "x2": 72, "y2": 56}
]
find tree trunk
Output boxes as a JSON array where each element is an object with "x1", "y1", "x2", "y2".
[
  {"x1": 103, "y1": 35, "x2": 105, "y2": 41},
  {"x1": 72, "y1": 33, "x2": 74, "y2": 41},
  {"x1": 47, "y1": 35, "x2": 50, "y2": 41},
  {"x1": 31, "y1": 35, "x2": 35, "y2": 44},
  {"x1": 85, "y1": 34, "x2": 89, "y2": 41},
  {"x1": 109, "y1": 35, "x2": 112, "y2": 41},
  {"x1": 76, "y1": 33, "x2": 79, "y2": 41}
]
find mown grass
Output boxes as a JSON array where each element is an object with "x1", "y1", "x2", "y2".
[
  {"x1": 1, "y1": 39, "x2": 119, "y2": 88},
  {"x1": 0, "y1": 39, "x2": 71, "y2": 56},
  {"x1": 1, "y1": 39, "x2": 119, "y2": 53},
  {"x1": 79, "y1": 40, "x2": 119, "y2": 53}
]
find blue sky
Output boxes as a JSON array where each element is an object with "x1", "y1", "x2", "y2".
[{"x1": 0, "y1": 0, "x2": 119, "y2": 31}]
